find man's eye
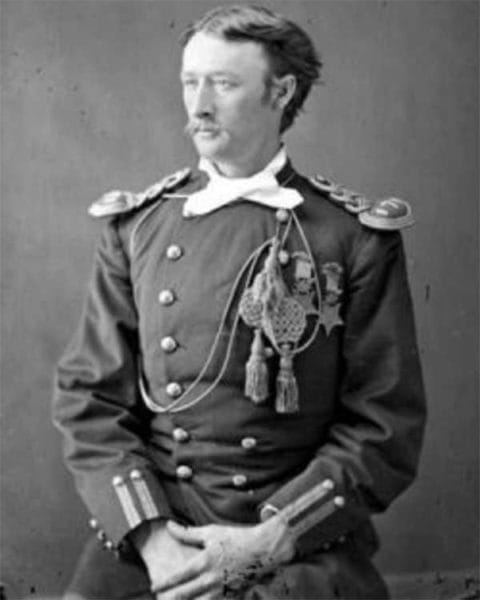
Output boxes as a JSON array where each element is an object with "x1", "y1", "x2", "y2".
[
  {"x1": 182, "y1": 79, "x2": 198, "y2": 88},
  {"x1": 214, "y1": 79, "x2": 235, "y2": 90}
]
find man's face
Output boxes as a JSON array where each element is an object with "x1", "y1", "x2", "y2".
[{"x1": 181, "y1": 32, "x2": 280, "y2": 168}]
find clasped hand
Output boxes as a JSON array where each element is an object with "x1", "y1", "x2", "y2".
[{"x1": 147, "y1": 517, "x2": 294, "y2": 600}]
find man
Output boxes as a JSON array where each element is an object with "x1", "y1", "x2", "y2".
[{"x1": 53, "y1": 5, "x2": 426, "y2": 599}]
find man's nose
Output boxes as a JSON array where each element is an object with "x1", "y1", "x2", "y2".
[{"x1": 191, "y1": 81, "x2": 215, "y2": 117}]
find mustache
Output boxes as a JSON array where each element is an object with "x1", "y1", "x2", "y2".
[{"x1": 184, "y1": 120, "x2": 221, "y2": 136}]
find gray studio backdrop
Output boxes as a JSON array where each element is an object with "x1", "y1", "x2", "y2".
[{"x1": 1, "y1": 1, "x2": 478, "y2": 597}]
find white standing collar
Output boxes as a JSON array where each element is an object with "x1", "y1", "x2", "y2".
[{"x1": 183, "y1": 146, "x2": 303, "y2": 217}]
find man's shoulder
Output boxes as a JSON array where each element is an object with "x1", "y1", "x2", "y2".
[
  {"x1": 296, "y1": 171, "x2": 414, "y2": 233},
  {"x1": 87, "y1": 167, "x2": 194, "y2": 220}
]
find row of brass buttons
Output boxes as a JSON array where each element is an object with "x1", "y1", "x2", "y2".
[
  {"x1": 161, "y1": 238, "x2": 259, "y2": 489},
  {"x1": 171, "y1": 429, "x2": 256, "y2": 449},
  {"x1": 158, "y1": 245, "x2": 183, "y2": 306},
  {"x1": 89, "y1": 517, "x2": 114, "y2": 551},
  {"x1": 173, "y1": 431, "x2": 257, "y2": 486},
  {"x1": 159, "y1": 245, "x2": 183, "y2": 395},
  {"x1": 175, "y1": 464, "x2": 249, "y2": 488}
]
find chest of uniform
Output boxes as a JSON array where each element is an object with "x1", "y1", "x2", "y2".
[{"x1": 129, "y1": 200, "x2": 347, "y2": 337}]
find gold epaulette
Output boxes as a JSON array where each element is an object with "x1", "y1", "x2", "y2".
[
  {"x1": 309, "y1": 174, "x2": 414, "y2": 230},
  {"x1": 88, "y1": 167, "x2": 192, "y2": 218}
]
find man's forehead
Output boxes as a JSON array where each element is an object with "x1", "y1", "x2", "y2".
[{"x1": 181, "y1": 32, "x2": 269, "y2": 76}]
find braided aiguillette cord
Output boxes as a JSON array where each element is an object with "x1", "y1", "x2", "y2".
[
  {"x1": 261, "y1": 209, "x2": 322, "y2": 357},
  {"x1": 168, "y1": 245, "x2": 265, "y2": 413},
  {"x1": 139, "y1": 238, "x2": 274, "y2": 413}
]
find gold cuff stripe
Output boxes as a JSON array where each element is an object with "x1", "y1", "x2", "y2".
[
  {"x1": 286, "y1": 497, "x2": 337, "y2": 538},
  {"x1": 113, "y1": 482, "x2": 142, "y2": 529},
  {"x1": 281, "y1": 480, "x2": 333, "y2": 522},
  {"x1": 132, "y1": 478, "x2": 159, "y2": 520},
  {"x1": 288, "y1": 493, "x2": 335, "y2": 528}
]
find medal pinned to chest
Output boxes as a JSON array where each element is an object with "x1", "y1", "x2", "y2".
[
  {"x1": 239, "y1": 218, "x2": 345, "y2": 414},
  {"x1": 291, "y1": 251, "x2": 318, "y2": 314},
  {"x1": 320, "y1": 262, "x2": 344, "y2": 335}
]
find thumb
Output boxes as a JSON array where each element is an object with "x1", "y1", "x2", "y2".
[{"x1": 166, "y1": 520, "x2": 205, "y2": 547}]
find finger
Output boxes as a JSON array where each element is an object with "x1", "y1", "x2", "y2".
[
  {"x1": 151, "y1": 553, "x2": 207, "y2": 593},
  {"x1": 167, "y1": 521, "x2": 205, "y2": 547},
  {"x1": 156, "y1": 571, "x2": 220, "y2": 600}
]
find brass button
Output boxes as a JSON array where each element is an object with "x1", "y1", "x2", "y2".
[
  {"x1": 104, "y1": 540, "x2": 114, "y2": 551},
  {"x1": 89, "y1": 518, "x2": 99, "y2": 530},
  {"x1": 160, "y1": 336, "x2": 178, "y2": 353},
  {"x1": 176, "y1": 465, "x2": 193, "y2": 480},
  {"x1": 333, "y1": 496, "x2": 345, "y2": 508},
  {"x1": 166, "y1": 244, "x2": 183, "y2": 260},
  {"x1": 241, "y1": 437, "x2": 257, "y2": 450},
  {"x1": 166, "y1": 382, "x2": 183, "y2": 398},
  {"x1": 232, "y1": 474, "x2": 248, "y2": 488},
  {"x1": 172, "y1": 427, "x2": 190, "y2": 443},
  {"x1": 158, "y1": 289, "x2": 175, "y2": 306},
  {"x1": 97, "y1": 530, "x2": 107, "y2": 541},
  {"x1": 129, "y1": 469, "x2": 142, "y2": 480},
  {"x1": 112, "y1": 475, "x2": 124, "y2": 486},
  {"x1": 278, "y1": 250, "x2": 290, "y2": 265},
  {"x1": 275, "y1": 208, "x2": 289, "y2": 223}
]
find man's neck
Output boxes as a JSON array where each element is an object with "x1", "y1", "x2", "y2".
[{"x1": 208, "y1": 140, "x2": 283, "y2": 178}]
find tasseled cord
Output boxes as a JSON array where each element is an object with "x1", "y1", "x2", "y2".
[
  {"x1": 245, "y1": 328, "x2": 269, "y2": 404},
  {"x1": 276, "y1": 344, "x2": 299, "y2": 413}
]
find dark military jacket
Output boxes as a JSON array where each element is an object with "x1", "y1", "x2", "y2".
[{"x1": 53, "y1": 160, "x2": 426, "y2": 561}]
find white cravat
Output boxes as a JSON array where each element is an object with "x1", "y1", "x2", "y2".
[{"x1": 182, "y1": 147, "x2": 303, "y2": 217}]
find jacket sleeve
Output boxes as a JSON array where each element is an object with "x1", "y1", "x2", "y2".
[
  {"x1": 52, "y1": 218, "x2": 174, "y2": 552},
  {"x1": 259, "y1": 229, "x2": 427, "y2": 555}
]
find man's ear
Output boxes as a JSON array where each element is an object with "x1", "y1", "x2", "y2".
[{"x1": 271, "y1": 74, "x2": 297, "y2": 110}]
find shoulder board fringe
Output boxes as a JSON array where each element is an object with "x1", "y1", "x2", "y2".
[
  {"x1": 309, "y1": 174, "x2": 414, "y2": 230},
  {"x1": 88, "y1": 167, "x2": 191, "y2": 218}
]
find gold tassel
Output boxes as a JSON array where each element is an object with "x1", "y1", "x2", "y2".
[
  {"x1": 245, "y1": 329, "x2": 269, "y2": 404},
  {"x1": 275, "y1": 345, "x2": 299, "y2": 413}
]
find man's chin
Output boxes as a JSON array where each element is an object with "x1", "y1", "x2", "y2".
[{"x1": 193, "y1": 138, "x2": 226, "y2": 161}]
